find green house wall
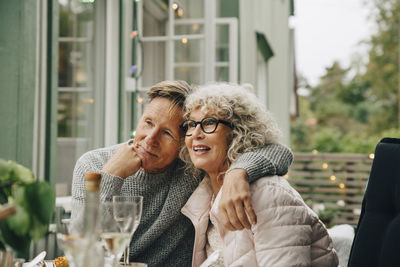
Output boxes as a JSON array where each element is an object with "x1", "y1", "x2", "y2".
[{"x1": 0, "y1": 0, "x2": 38, "y2": 169}]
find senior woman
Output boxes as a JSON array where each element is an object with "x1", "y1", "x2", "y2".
[{"x1": 180, "y1": 83, "x2": 338, "y2": 267}]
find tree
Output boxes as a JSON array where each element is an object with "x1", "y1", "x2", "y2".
[{"x1": 361, "y1": 0, "x2": 400, "y2": 132}]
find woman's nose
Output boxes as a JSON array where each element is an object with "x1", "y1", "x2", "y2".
[{"x1": 191, "y1": 124, "x2": 204, "y2": 138}]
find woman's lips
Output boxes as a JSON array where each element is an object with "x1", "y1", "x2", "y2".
[{"x1": 192, "y1": 145, "x2": 211, "y2": 155}]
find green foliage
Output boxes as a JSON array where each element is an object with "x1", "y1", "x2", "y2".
[
  {"x1": 311, "y1": 128, "x2": 344, "y2": 153},
  {"x1": 0, "y1": 159, "x2": 55, "y2": 254},
  {"x1": 317, "y1": 209, "x2": 338, "y2": 228},
  {"x1": 361, "y1": 0, "x2": 400, "y2": 131}
]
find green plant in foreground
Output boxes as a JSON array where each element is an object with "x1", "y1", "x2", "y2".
[{"x1": 0, "y1": 159, "x2": 55, "y2": 255}]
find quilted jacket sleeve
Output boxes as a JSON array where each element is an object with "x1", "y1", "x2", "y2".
[{"x1": 250, "y1": 178, "x2": 316, "y2": 267}]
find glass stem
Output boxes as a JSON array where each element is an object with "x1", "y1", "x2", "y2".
[
  {"x1": 124, "y1": 245, "x2": 130, "y2": 265},
  {"x1": 113, "y1": 254, "x2": 120, "y2": 267}
]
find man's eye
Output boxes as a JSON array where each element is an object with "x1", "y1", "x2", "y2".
[
  {"x1": 164, "y1": 130, "x2": 175, "y2": 140},
  {"x1": 145, "y1": 120, "x2": 152, "y2": 126}
]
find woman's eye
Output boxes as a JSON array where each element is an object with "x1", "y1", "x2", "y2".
[
  {"x1": 188, "y1": 122, "x2": 196, "y2": 128},
  {"x1": 204, "y1": 119, "x2": 216, "y2": 126}
]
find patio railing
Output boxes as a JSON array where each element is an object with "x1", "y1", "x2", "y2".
[{"x1": 287, "y1": 152, "x2": 374, "y2": 226}]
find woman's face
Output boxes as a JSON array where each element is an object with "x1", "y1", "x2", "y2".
[{"x1": 184, "y1": 108, "x2": 232, "y2": 176}]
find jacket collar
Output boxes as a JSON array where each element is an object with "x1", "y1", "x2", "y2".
[
  {"x1": 209, "y1": 189, "x2": 227, "y2": 238},
  {"x1": 181, "y1": 177, "x2": 213, "y2": 221}
]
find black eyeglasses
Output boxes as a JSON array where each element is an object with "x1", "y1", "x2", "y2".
[{"x1": 180, "y1": 117, "x2": 233, "y2": 136}]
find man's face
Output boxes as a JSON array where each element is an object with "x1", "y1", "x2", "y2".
[{"x1": 134, "y1": 97, "x2": 183, "y2": 173}]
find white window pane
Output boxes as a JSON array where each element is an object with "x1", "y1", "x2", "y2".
[
  {"x1": 175, "y1": 0, "x2": 204, "y2": 19},
  {"x1": 56, "y1": 0, "x2": 104, "y2": 196},
  {"x1": 141, "y1": 41, "x2": 167, "y2": 88},
  {"x1": 215, "y1": 66, "x2": 229, "y2": 82},
  {"x1": 175, "y1": 23, "x2": 204, "y2": 35},
  {"x1": 174, "y1": 39, "x2": 204, "y2": 63},
  {"x1": 216, "y1": 25, "x2": 229, "y2": 62},
  {"x1": 175, "y1": 66, "x2": 204, "y2": 85}
]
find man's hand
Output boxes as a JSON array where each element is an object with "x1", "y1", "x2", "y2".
[
  {"x1": 102, "y1": 143, "x2": 141, "y2": 178},
  {"x1": 219, "y1": 169, "x2": 257, "y2": 231}
]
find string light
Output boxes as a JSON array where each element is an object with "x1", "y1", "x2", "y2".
[
  {"x1": 283, "y1": 174, "x2": 289, "y2": 179},
  {"x1": 177, "y1": 7, "x2": 184, "y2": 17},
  {"x1": 312, "y1": 149, "x2": 318, "y2": 154},
  {"x1": 322, "y1": 163, "x2": 328, "y2": 169},
  {"x1": 339, "y1": 183, "x2": 345, "y2": 189},
  {"x1": 130, "y1": 31, "x2": 138, "y2": 38},
  {"x1": 137, "y1": 97, "x2": 143, "y2": 103},
  {"x1": 82, "y1": 98, "x2": 95, "y2": 103},
  {"x1": 172, "y1": 3, "x2": 179, "y2": 10},
  {"x1": 368, "y1": 153, "x2": 375, "y2": 159},
  {"x1": 329, "y1": 175, "x2": 336, "y2": 181},
  {"x1": 192, "y1": 24, "x2": 199, "y2": 31},
  {"x1": 181, "y1": 38, "x2": 188, "y2": 44}
]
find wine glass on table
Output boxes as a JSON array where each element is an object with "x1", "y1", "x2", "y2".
[
  {"x1": 113, "y1": 196, "x2": 143, "y2": 265},
  {"x1": 56, "y1": 203, "x2": 88, "y2": 267},
  {"x1": 100, "y1": 202, "x2": 136, "y2": 267}
]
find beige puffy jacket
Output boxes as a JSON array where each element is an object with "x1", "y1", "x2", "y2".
[{"x1": 182, "y1": 176, "x2": 339, "y2": 267}]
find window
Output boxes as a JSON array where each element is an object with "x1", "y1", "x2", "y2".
[
  {"x1": 56, "y1": 0, "x2": 105, "y2": 196},
  {"x1": 122, "y1": 0, "x2": 238, "y2": 134}
]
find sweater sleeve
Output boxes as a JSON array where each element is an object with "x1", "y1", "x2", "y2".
[
  {"x1": 71, "y1": 148, "x2": 124, "y2": 204},
  {"x1": 227, "y1": 143, "x2": 293, "y2": 183}
]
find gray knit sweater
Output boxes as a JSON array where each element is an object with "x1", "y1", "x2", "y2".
[{"x1": 71, "y1": 142, "x2": 293, "y2": 267}]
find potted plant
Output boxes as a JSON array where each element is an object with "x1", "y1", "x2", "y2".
[{"x1": 0, "y1": 159, "x2": 55, "y2": 258}]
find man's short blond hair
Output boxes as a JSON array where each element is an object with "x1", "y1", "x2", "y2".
[{"x1": 147, "y1": 80, "x2": 192, "y2": 109}]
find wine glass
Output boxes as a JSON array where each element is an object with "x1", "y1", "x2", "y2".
[
  {"x1": 100, "y1": 202, "x2": 135, "y2": 267},
  {"x1": 112, "y1": 196, "x2": 143, "y2": 265},
  {"x1": 55, "y1": 204, "x2": 88, "y2": 267}
]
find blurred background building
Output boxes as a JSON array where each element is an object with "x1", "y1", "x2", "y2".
[{"x1": 0, "y1": 0, "x2": 296, "y2": 197}]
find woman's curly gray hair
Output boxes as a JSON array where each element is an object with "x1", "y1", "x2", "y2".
[{"x1": 179, "y1": 83, "x2": 281, "y2": 174}]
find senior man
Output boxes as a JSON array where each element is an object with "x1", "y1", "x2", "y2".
[{"x1": 71, "y1": 80, "x2": 293, "y2": 267}]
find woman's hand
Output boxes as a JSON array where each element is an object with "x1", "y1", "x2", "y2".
[
  {"x1": 218, "y1": 169, "x2": 257, "y2": 231},
  {"x1": 102, "y1": 143, "x2": 142, "y2": 178}
]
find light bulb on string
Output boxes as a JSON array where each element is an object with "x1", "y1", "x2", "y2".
[
  {"x1": 177, "y1": 7, "x2": 184, "y2": 17},
  {"x1": 130, "y1": 31, "x2": 138, "y2": 38}
]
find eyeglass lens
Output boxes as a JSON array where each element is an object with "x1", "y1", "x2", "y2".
[{"x1": 186, "y1": 118, "x2": 218, "y2": 135}]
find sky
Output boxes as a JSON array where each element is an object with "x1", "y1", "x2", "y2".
[{"x1": 294, "y1": 0, "x2": 375, "y2": 87}]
